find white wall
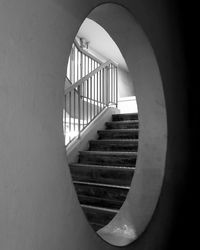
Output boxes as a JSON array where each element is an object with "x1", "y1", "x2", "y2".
[
  {"x1": 118, "y1": 67, "x2": 135, "y2": 98},
  {"x1": 118, "y1": 96, "x2": 138, "y2": 113}
]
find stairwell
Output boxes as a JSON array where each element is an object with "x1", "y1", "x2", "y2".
[{"x1": 69, "y1": 112, "x2": 139, "y2": 231}]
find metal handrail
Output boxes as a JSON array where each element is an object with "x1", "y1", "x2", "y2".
[{"x1": 65, "y1": 60, "x2": 116, "y2": 94}]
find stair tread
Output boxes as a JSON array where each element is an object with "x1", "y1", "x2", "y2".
[
  {"x1": 106, "y1": 120, "x2": 139, "y2": 124},
  {"x1": 98, "y1": 129, "x2": 139, "y2": 132},
  {"x1": 112, "y1": 113, "x2": 139, "y2": 121},
  {"x1": 70, "y1": 163, "x2": 135, "y2": 170},
  {"x1": 113, "y1": 113, "x2": 138, "y2": 116},
  {"x1": 73, "y1": 180, "x2": 130, "y2": 189},
  {"x1": 89, "y1": 139, "x2": 138, "y2": 152}
]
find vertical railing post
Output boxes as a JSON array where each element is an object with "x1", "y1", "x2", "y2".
[
  {"x1": 78, "y1": 85, "x2": 81, "y2": 138},
  {"x1": 116, "y1": 66, "x2": 118, "y2": 108},
  {"x1": 106, "y1": 65, "x2": 110, "y2": 106},
  {"x1": 71, "y1": 45, "x2": 75, "y2": 84},
  {"x1": 69, "y1": 92, "x2": 71, "y2": 142}
]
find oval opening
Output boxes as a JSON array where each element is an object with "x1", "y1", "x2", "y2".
[{"x1": 64, "y1": 3, "x2": 167, "y2": 247}]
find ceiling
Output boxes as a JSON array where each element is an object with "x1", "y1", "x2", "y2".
[{"x1": 77, "y1": 18, "x2": 128, "y2": 71}]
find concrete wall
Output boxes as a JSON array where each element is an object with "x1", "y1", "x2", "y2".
[{"x1": 0, "y1": 0, "x2": 190, "y2": 250}]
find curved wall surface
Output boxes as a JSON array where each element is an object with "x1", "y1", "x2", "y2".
[
  {"x1": 0, "y1": 0, "x2": 189, "y2": 250},
  {"x1": 89, "y1": 4, "x2": 167, "y2": 246}
]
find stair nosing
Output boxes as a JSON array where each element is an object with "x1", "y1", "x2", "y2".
[
  {"x1": 98, "y1": 129, "x2": 139, "y2": 132},
  {"x1": 73, "y1": 180, "x2": 130, "y2": 190},
  {"x1": 90, "y1": 139, "x2": 139, "y2": 142},
  {"x1": 112, "y1": 113, "x2": 138, "y2": 116},
  {"x1": 106, "y1": 120, "x2": 139, "y2": 124},
  {"x1": 70, "y1": 163, "x2": 135, "y2": 170},
  {"x1": 81, "y1": 204, "x2": 119, "y2": 213}
]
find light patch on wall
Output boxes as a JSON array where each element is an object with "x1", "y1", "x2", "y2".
[{"x1": 118, "y1": 96, "x2": 138, "y2": 113}]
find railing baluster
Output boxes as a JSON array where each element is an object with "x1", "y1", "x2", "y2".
[
  {"x1": 97, "y1": 71, "x2": 99, "y2": 113},
  {"x1": 87, "y1": 54, "x2": 89, "y2": 74},
  {"x1": 64, "y1": 95, "x2": 66, "y2": 136},
  {"x1": 87, "y1": 79, "x2": 89, "y2": 124},
  {"x1": 65, "y1": 39, "x2": 118, "y2": 147},
  {"x1": 103, "y1": 68, "x2": 105, "y2": 107},
  {"x1": 83, "y1": 81, "x2": 85, "y2": 128},
  {"x1": 73, "y1": 89, "x2": 75, "y2": 134},
  {"x1": 77, "y1": 51, "x2": 79, "y2": 81},
  {"x1": 100, "y1": 71, "x2": 101, "y2": 110},
  {"x1": 93, "y1": 74, "x2": 95, "y2": 118},
  {"x1": 106, "y1": 66, "x2": 109, "y2": 106},
  {"x1": 90, "y1": 77, "x2": 92, "y2": 121},
  {"x1": 84, "y1": 54, "x2": 86, "y2": 77},
  {"x1": 110, "y1": 66, "x2": 111, "y2": 104},
  {"x1": 116, "y1": 67, "x2": 118, "y2": 107},
  {"x1": 74, "y1": 47, "x2": 77, "y2": 83},
  {"x1": 114, "y1": 66, "x2": 115, "y2": 105},
  {"x1": 69, "y1": 92, "x2": 71, "y2": 142},
  {"x1": 78, "y1": 85, "x2": 81, "y2": 138}
]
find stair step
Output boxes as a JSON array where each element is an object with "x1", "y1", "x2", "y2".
[
  {"x1": 90, "y1": 222, "x2": 105, "y2": 231},
  {"x1": 79, "y1": 151, "x2": 137, "y2": 167},
  {"x1": 106, "y1": 120, "x2": 139, "y2": 129},
  {"x1": 73, "y1": 181, "x2": 129, "y2": 209},
  {"x1": 81, "y1": 204, "x2": 117, "y2": 230},
  {"x1": 70, "y1": 163, "x2": 134, "y2": 186},
  {"x1": 68, "y1": 112, "x2": 139, "y2": 231},
  {"x1": 98, "y1": 129, "x2": 139, "y2": 139},
  {"x1": 89, "y1": 139, "x2": 138, "y2": 152},
  {"x1": 112, "y1": 113, "x2": 138, "y2": 121},
  {"x1": 73, "y1": 180, "x2": 130, "y2": 189}
]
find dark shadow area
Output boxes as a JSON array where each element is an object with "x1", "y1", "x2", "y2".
[{"x1": 164, "y1": 1, "x2": 197, "y2": 250}]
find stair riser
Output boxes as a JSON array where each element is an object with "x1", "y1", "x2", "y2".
[
  {"x1": 98, "y1": 131, "x2": 138, "y2": 140},
  {"x1": 75, "y1": 184, "x2": 129, "y2": 209},
  {"x1": 75, "y1": 184, "x2": 129, "y2": 201},
  {"x1": 78, "y1": 195, "x2": 126, "y2": 210},
  {"x1": 90, "y1": 223, "x2": 104, "y2": 231},
  {"x1": 79, "y1": 153, "x2": 136, "y2": 167},
  {"x1": 82, "y1": 206, "x2": 116, "y2": 227},
  {"x1": 106, "y1": 122, "x2": 139, "y2": 129},
  {"x1": 70, "y1": 166, "x2": 134, "y2": 186},
  {"x1": 89, "y1": 141, "x2": 138, "y2": 152},
  {"x1": 112, "y1": 114, "x2": 138, "y2": 121}
]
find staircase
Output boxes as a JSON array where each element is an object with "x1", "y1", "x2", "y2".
[{"x1": 69, "y1": 112, "x2": 139, "y2": 231}]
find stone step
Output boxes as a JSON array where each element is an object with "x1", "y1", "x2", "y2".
[
  {"x1": 106, "y1": 120, "x2": 139, "y2": 129},
  {"x1": 69, "y1": 163, "x2": 134, "y2": 186},
  {"x1": 98, "y1": 129, "x2": 139, "y2": 140},
  {"x1": 79, "y1": 151, "x2": 137, "y2": 167},
  {"x1": 81, "y1": 204, "x2": 117, "y2": 231},
  {"x1": 74, "y1": 181, "x2": 129, "y2": 209},
  {"x1": 112, "y1": 113, "x2": 138, "y2": 121},
  {"x1": 89, "y1": 139, "x2": 138, "y2": 152}
]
